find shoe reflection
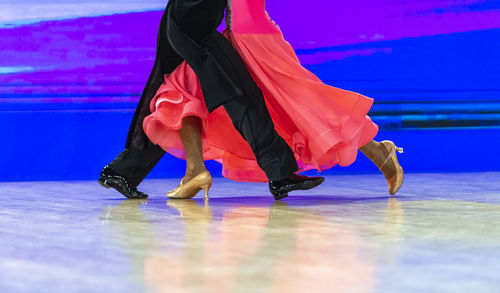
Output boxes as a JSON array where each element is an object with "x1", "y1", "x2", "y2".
[
  {"x1": 102, "y1": 198, "x2": 404, "y2": 293},
  {"x1": 144, "y1": 199, "x2": 213, "y2": 291}
]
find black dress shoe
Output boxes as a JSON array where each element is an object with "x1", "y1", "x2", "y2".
[
  {"x1": 98, "y1": 166, "x2": 149, "y2": 199},
  {"x1": 269, "y1": 174, "x2": 324, "y2": 200}
]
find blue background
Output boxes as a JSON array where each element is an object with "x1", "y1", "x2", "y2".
[{"x1": 1, "y1": 0, "x2": 499, "y2": 181}]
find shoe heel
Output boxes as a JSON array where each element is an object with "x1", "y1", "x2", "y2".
[
  {"x1": 201, "y1": 184, "x2": 211, "y2": 200},
  {"x1": 273, "y1": 192, "x2": 288, "y2": 201}
]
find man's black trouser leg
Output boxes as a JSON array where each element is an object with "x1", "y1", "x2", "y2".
[
  {"x1": 222, "y1": 91, "x2": 299, "y2": 181},
  {"x1": 105, "y1": 4, "x2": 177, "y2": 188},
  {"x1": 167, "y1": 0, "x2": 298, "y2": 180},
  {"x1": 212, "y1": 34, "x2": 298, "y2": 180},
  {"x1": 108, "y1": 141, "x2": 164, "y2": 187}
]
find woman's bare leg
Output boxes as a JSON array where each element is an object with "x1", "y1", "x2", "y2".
[
  {"x1": 178, "y1": 116, "x2": 207, "y2": 183},
  {"x1": 360, "y1": 140, "x2": 396, "y2": 179}
]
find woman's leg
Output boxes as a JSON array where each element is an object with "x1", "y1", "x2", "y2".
[
  {"x1": 178, "y1": 116, "x2": 207, "y2": 183},
  {"x1": 167, "y1": 116, "x2": 212, "y2": 199},
  {"x1": 360, "y1": 140, "x2": 396, "y2": 179},
  {"x1": 360, "y1": 140, "x2": 404, "y2": 195}
]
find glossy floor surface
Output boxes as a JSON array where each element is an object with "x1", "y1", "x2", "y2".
[{"x1": 1, "y1": 173, "x2": 500, "y2": 293}]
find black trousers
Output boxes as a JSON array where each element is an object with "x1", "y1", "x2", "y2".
[
  {"x1": 109, "y1": 0, "x2": 297, "y2": 184},
  {"x1": 108, "y1": 141, "x2": 164, "y2": 187},
  {"x1": 108, "y1": 4, "x2": 176, "y2": 187}
]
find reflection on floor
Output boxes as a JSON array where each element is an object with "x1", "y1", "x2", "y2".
[{"x1": 1, "y1": 173, "x2": 499, "y2": 293}]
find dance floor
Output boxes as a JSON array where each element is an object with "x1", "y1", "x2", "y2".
[{"x1": 1, "y1": 172, "x2": 499, "y2": 293}]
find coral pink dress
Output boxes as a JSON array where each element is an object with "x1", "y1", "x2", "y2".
[{"x1": 143, "y1": 0, "x2": 379, "y2": 182}]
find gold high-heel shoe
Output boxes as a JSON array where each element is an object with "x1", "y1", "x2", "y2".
[
  {"x1": 167, "y1": 171, "x2": 213, "y2": 200},
  {"x1": 379, "y1": 141, "x2": 404, "y2": 195}
]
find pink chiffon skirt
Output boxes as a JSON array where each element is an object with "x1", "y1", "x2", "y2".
[{"x1": 143, "y1": 31, "x2": 378, "y2": 182}]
